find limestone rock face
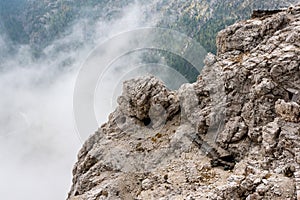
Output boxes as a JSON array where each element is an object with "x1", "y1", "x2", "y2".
[
  {"x1": 68, "y1": 5, "x2": 300, "y2": 200},
  {"x1": 117, "y1": 76, "x2": 180, "y2": 123},
  {"x1": 216, "y1": 12, "x2": 289, "y2": 54}
]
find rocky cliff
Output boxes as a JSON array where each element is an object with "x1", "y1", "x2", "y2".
[{"x1": 68, "y1": 5, "x2": 300, "y2": 200}]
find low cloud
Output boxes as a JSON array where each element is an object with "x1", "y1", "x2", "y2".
[{"x1": 0, "y1": 2, "x2": 165, "y2": 199}]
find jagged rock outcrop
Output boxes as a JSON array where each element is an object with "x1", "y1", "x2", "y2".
[
  {"x1": 117, "y1": 76, "x2": 179, "y2": 124},
  {"x1": 68, "y1": 5, "x2": 300, "y2": 200}
]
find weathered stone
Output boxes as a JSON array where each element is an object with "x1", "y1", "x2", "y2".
[
  {"x1": 141, "y1": 178, "x2": 153, "y2": 190},
  {"x1": 117, "y1": 75, "x2": 180, "y2": 122},
  {"x1": 275, "y1": 99, "x2": 300, "y2": 122},
  {"x1": 68, "y1": 6, "x2": 300, "y2": 200},
  {"x1": 216, "y1": 12, "x2": 288, "y2": 54},
  {"x1": 217, "y1": 116, "x2": 248, "y2": 145},
  {"x1": 262, "y1": 119, "x2": 281, "y2": 153}
]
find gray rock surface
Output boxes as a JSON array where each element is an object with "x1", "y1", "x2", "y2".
[
  {"x1": 68, "y1": 5, "x2": 300, "y2": 200},
  {"x1": 117, "y1": 76, "x2": 179, "y2": 124}
]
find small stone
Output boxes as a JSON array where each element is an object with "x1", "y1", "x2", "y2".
[
  {"x1": 275, "y1": 99, "x2": 300, "y2": 122},
  {"x1": 262, "y1": 179, "x2": 268, "y2": 185},
  {"x1": 246, "y1": 193, "x2": 261, "y2": 200},
  {"x1": 142, "y1": 178, "x2": 153, "y2": 190},
  {"x1": 256, "y1": 183, "x2": 268, "y2": 195},
  {"x1": 254, "y1": 178, "x2": 261, "y2": 185},
  {"x1": 204, "y1": 53, "x2": 217, "y2": 67},
  {"x1": 272, "y1": 186, "x2": 282, "y2": 195}
]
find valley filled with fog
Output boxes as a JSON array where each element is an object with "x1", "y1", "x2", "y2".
[{"x1": 0, "y1": 2, "x2": 167, "y2": 199}]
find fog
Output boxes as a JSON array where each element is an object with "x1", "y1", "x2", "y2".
[{"x1": 0, "y1": 2, "x2": 179, "y2": 199}]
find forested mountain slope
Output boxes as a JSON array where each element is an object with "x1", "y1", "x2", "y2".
[{"x1": 1, "y1": 0, "x2": 297, "y2": 53}]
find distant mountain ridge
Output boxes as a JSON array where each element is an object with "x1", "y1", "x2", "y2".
[{"x1": 0, "y1": 0, "x2": 298, "y2": 53}]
